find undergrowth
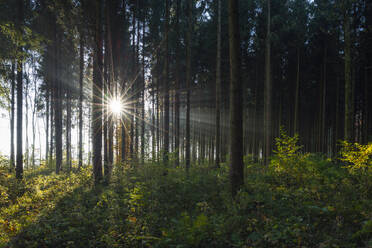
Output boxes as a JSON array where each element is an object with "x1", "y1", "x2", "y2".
[{"x1": 0, "y1": 136, "x2": 371, "y2": 247}]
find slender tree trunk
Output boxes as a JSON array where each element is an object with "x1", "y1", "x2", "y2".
[
  {"x1": 152, "y1": 94, "x2": 156, "y2": 161},
  {"x1": 318, "y1": 46, "x2": 327, "y2": 152},
  {"x1": 321, "y1": 47, "x2": 327, "y2": 152},
  {"x1": 120, "y1": 0, "x2": 127, "y2": 163},
  {"x1": 156, "y1": 82, "x2": 160, "y2": 162},
  {"x1": 185, "y1": 0, "x2": 192, "y2": 172},
  {"x1": 32, "y1": 82, "x2": 37, "y2": 169},
  {"x1": 252, "y1": 63, "x2": 258, "y2": 161},
  {"x1": 92, "y1": 0, "x2": 103, "y2": 184},
  {"x1": 228, "y1": 0, "x2": 244, "y2": 196},
  {"x1": 163, "y1": 0, "x2": 170, "y2": 166},
  {"x1": 78, "y1": 29, "x2": 84, "y2": 170},
  {"x1": 103, "y1": 5, "x2": 109, "y2": 175},
  {"x1": 66, "y1": 95, "x2": 72, "y2": 171},
  {"x1": 45, "y1": 91, "x2": 49, "y2": 162},
  {"x1": 215, "y1": 0, "x2": 221, "y2": 168},
  {"x1": 10, "y1": 62, "x2": 15, "y2": 172},
  {"x1": 16, "y1": 0, "x2": 23, "y2": 179},
  {"x1": 334, "y1": 75, "x2": 340, "y2": 155},
  {"x1": 344, "y1": 11, "x2": 353, "y2": 142},
  {"x1": 294, "y1": 47, "x2": 300, "y2": 134},
  {"x1": 25, "y1": 76, "x2": 29, "y2": 169},
  {"x1": 55, "y1": 31, "x2": 63, "y2": 174},
  {"x1": 106, "y1": 3, "x2": 114, "y2": 178},
  {"x1": 174, "y1": 0, "x2": 180, "y2": 166},
  {"x1": 103, "y1": 55, "x2": 108, "y2": 175},
  {"x1": 134, "y1": 10, "x2": 140, "y2": 163},
  {"x1": 130, "y1": 4, "x2": 136, "y2": 161},
  {"x1": 141, "y1": 20, "x2": 145, "y2": 163},
  {"x1": 50, "y1": 96, "x2": 54, "y2": 161},
  {"x1": 264, "y1": 0, "x2": 271, "y2": 165}
]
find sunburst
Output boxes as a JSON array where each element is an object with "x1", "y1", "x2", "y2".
[{"x1": 109, "y1": 97, "x2": 123, "y2": 116}]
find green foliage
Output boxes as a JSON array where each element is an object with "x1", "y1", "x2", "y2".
[
  {"x1": 0, "y1": 150, "x2": 371, "y2": 247},
  {"x1": 339, "y1": 141, "x2": 372, "y2": 173},
  {"x1": 270, "y1": 127, "x2": 310, "y2": 183}
]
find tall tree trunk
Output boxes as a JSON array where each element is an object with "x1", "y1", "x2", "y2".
[
  {"x1": 66, "y1": 95, "x2": 72, "y2": 171},
  {"x1": 156, "y1": 80, "x2": 160, "y2": 162},
  {"x1": 55, "y1": 31, "x2": 63, "y2": 174},
  {"x1": 141, "y1": 20, "x2": 145, "y2": 163},
  {"x1": 163, "y1": 0, "x2": 170, "y2": 166},
  {"x1": 16, "y1": 0, "x2": 23, "y2": 179},
  {"x1": 228, "y1": 0, "x2": 244, "y2": 196},
  {"x1": 107, "y1": 3, "x2": 114, "y2": 178},
  {"x1": 50, "y1": 96, "x2": 54, "y2": 161},
  {"x1": 334, "y1": 75, "x2": 340, "y2": 155},
  {"x1": 120, "y1": 0, "x2": 127, "y2": 163},
  {"x1": 92, "y1": 0, "x2": 103, "y2": 184},
  {"x1": 31, "y1": 78, "x2": 37, "y2": 169},
  {"x1": 103, "y1": 48, "x2": 108, "y2": 174},
  {"x1": 185, "y1": 0, "x2": 192, "y2": 172},
  {"x1": 78, "y1": 29, "x2": 84, "y2": 170},
  {"x1": 103, "y1": 4, "x2": 109, "y2": 175},
  {"x1": 45, "y1": 91, "x2": 49, "y2": 162},
  {"x1": 215, "y1": 0, "x2": 221, "y2": 168},
  {"x1": 130, "y1": 3, "x2": 136, "y2": 161},
  {"x1": 25, "y1": 75, "x2": 29, "y2": 169},
  {"x1": 319, "y1": 46, "x2": 326, "y2": 152},
  {"x1": 174, "y1": 0, "x2": 181, "y2": 167},
  {"x1": 10, "y1": 62, "x2": 15, "y2": 172},
  {"x1": 134, "y1": 9, "x2": 140, "y2": 163},
  {"x1": 344, "y1": 10, "x2": 353, "y2": 142},
  {"x1": 294, "y1": 47, "x2": 300, "y2": 134},
  {"x1": 152, "y1": 93, "x2": 156, "y2": 161},
  {"x1": 264, "y1": 0, "x2": 271, "y2": 165}
]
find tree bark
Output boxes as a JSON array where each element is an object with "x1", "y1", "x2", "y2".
[
  {"x1": 141, "y1": 19, "x2": 145, "y2": 163},
  {"x1": 45, "y1": 91, "x2": 49, "y2": 162},
  {"x1": 78, "y1": 28, "x2": 84, "y2": 170},
  {"x1": 228, "y1": 0, "x2": 244, "y2": 196},
  {"x1": 92, "y1": 0, "x2": 103, "y2": 184},
  {"x1": 344, "y1": 10, "x2": 353, "y2": 142},
  {"x1": 66, "y1": 93, "x2": 72, "y2": 171},
  {"x1": 10, "y1": 62, "x2": 15, "y2": 172},
  {"x1": 55, "y1": 31, "x2": 63, "y2": 174},
  {"x1": 185, "y1": 0, "x2": 192, "y2": 172},
  {"x1": 174, "y1": 0, "x2": 180, "y2": 167},
  {"x1": 293, "y1": 47, "x2": 300, "y2": 134},
  {"x1": 264, "y1": 0, "x2": 271, "y2": 165},
  {"x1": 163, "y1": 0, "x2": 170, "y2": 166},
  {"x1": 16, "y1": 0, "x2": 23, "y2": 179},
  {"x1": 215, "y1": 0, "x2": 221, "y2": 168},
  {"x1": 107, "y1": 2, "x2": 114, "y2": 178},
  {"x1": 318, "y1": 46, "x2": 326, "y2": 152}
]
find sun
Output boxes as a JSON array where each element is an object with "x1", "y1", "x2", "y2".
[{"x1": 109, "y1": 98, "x2": 122, "y2": 115}]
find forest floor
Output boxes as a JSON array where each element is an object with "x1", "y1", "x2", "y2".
[{"x1": 0, "y1": 154, "x2": 371, "y2": 247}]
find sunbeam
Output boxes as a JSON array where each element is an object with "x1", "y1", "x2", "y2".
[{"x1": 109, "y1": 97, "x2": 123, "y2": 116}]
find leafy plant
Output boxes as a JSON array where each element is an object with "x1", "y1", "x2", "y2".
[
  {"x1": 339, "y1": 141, "x2": 372, "y2": 174},
  {"x1": 270, "y1": 127, "x2": 309, "y2": 182}
]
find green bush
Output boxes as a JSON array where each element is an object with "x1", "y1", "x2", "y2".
[
  {"x1": 270, "y1": 127, "x2": 310, "y2": 184},
  {"x1": 339, "y1": 141, "x2": 372, "y2": 174}
]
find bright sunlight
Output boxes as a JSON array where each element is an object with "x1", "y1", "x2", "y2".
[{"x1": 109, "y1": 98, "x2": 123, "y2": 115}]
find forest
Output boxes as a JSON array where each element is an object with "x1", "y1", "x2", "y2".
[{"x1": 0, "y1": 0, "x2": 371, "y2": 247}]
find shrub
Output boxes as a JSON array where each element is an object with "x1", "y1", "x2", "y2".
[
  {"x1": 270, "y1": 127, "x2": 309, "y2": 182},
  {"x1": 339, "y1": 141, "x2": 372, "y2": 174}
]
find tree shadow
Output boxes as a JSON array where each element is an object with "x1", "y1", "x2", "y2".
[{"x1": 7, "y1": 182, "x2": 130, "y2": 248}]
